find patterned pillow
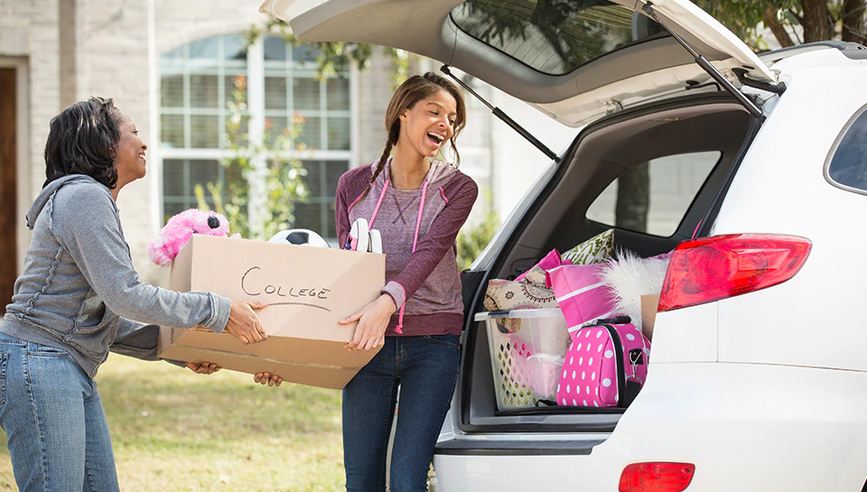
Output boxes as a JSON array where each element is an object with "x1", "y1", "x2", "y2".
[
  {"x1": 484, "y1": 279, "x2": 558, "y2": 312},
  {"x1": 561, "y1": 229, "x2": 614, "y2": 265}
]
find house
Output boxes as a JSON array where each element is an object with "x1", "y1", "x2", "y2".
[{"x1": 1, "y1": 0, "x2": 706, "y2": 307}]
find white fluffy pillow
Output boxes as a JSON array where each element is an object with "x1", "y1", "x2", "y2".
[{"x1": 599, "y1": 250, "x2": 670, "y2": 329}]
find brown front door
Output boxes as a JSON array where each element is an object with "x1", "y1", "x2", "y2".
[{"x1": 0, "y1": 69, "x2": 17, "y2": 308}]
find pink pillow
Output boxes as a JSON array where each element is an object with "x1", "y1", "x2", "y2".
[
  {"x1": 546, "y1": 263, "x2": 617, "y2": 331},
  {"x1": 515, "y1": 249, "x2": 571, "y2": 283}
]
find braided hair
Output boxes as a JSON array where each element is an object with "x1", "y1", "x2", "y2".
[{"x1": 362, "y1": 72, "x2": 467, "y2": 199}]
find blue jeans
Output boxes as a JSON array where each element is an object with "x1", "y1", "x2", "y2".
[
  {"x1": 0, "y1": 336, "x2": 119, "y2": 491},
  {"x1": 343, "y1": 334, "x2": 460, "y2": 492}
]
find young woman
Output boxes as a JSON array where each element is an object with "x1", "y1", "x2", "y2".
[
  {"x1": 336, "y1": 73, "x2": 478, "y2": 491},
  {"x1": 0, "y1": 97, "x2": 278, "y2": 491}
]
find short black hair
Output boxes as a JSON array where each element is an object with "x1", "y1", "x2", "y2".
[{"x1": 43, "y1": 97, "x2": 122, "y2": 188}]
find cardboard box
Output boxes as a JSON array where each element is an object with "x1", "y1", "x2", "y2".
[
  {"x1": 640, "y1": 293, "x2": 661, "y2": 341},
  {"x1": 158, "y1": 235, "x2": 385, "y2": 389}
]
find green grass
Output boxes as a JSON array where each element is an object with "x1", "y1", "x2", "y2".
[{"x1": 0, "y1": 354, "x2": 346, "y2": 491}]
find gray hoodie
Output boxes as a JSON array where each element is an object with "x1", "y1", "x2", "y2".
[{"x1": 0, "y1": 175, "x2": 231, "y2": 378}]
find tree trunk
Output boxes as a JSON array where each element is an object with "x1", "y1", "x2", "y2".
[
  {"x1": 615, "y1": 164, "x2": 650, "y2": 233},
  {"x1": 764, "y1": 6, "x2": 796, "y2": 47},
  {"x1": 842, "y1": 0, "x2": 866, "y2": 44},
  {"x1": 801, "y1": 0, "x2": 836, "y2": 42}
]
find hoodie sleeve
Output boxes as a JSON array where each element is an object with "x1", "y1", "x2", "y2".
[
  {"x1": 109, "y1": 318, "x2": 160, "y2": 361},
  {"x1": 50, "y1": 185, "x2": 231, "y2": 333},
  {"x1": 382, "y1": 174, "x2": 478, "y2": 307},
  {"x1": 110, "y1": 318, "x2": 187, "y2": 367}
]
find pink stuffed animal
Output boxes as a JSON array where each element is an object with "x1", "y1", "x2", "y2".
[{"x1": 148, "y1": 209, "x2": 232, "y2": 266}]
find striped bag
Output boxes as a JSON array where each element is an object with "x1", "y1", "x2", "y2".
[{"x1": 545, "y1": 263, "x2": 616, "y2": 332}]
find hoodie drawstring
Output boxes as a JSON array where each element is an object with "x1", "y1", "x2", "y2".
[
  {"x1": 395, "y1": 178, "x2": 429, "y2": 334},
  {"x1": 412, "y1": 180, "x2": 429, "y2": 252},
  {"x1": 368, "y1": 179, "x2": 389, "y2": 228}
]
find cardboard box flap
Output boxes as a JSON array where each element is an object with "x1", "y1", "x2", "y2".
[
  {"x1": 165, "y1": 331, "x2": 374, "y2": 369},
  {"x1": 159, "y1": 340, "x2": 362, "y2": 390}
]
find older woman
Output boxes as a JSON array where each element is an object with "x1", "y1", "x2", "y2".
[{"x1": 0, "y1": 97, "x2": 276, "y2": 491}]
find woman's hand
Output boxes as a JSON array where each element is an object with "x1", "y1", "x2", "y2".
[
  {"x1": 254, "y1": 372, "x2": 283, "y2": 387},
  {"x1": 226, "y1": 299, "x2": 269, "y2": 344},
  {"x1": 186, "y1": 361, "x2": 221, "y2": 375},
  {"x1": 340, "y1": 294, "x2": 397, "y2": 351}
]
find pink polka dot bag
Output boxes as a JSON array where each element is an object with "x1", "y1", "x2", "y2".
[{"x1": 556, "y1": 319, "x2": 650, "y2": 408}]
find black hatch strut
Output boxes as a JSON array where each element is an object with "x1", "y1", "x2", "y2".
[
  {"x1": 641, "y1": 2, "x2": 784, "y2": 120},
  {"x1": 440, "y1": 65, "x2": 561, "y2": 163}
]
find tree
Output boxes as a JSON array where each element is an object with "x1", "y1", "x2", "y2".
[
  {"x1": 615, "y1": 164, "x2": 650, "y2": 233},
  {"x1": 457, "y1": 203, "x2": 501, "y2": 271},
  {"x1": 196, "y1": 75, "x2": 309, "y2": 240},
  {"x1": 245, "y1": 16, "x2": 414, "y2": 87},
  {"x1": 198, "y1": 19, "x2": 416, "y2": 240},
  {"x1": 694, "y1": 0, "x2": 866, "y2": 49}
]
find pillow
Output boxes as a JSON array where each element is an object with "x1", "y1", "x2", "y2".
[
  {"x1": 515, "y1": 248, "x2": 571, "y2": 284},
  {"x1": 484, "y1": 279, "x2": 558, "y2": 312},
  {"x1": 598, "y1": 249, "x2": 671, "y2": 331},
  {"x1": 546, "y1": 263, "x2": 617, "y2": 331},
  {"x1": 561, "y1": 229, "x2": 614, "y2": 265}
]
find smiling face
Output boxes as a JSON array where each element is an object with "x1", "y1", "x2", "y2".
[
  {"x1": 113, "y1": 112, "x2": 148, "y2": 188},
  {"x1": 397, "y1": 89, "x2": 458, "y2": 159}
]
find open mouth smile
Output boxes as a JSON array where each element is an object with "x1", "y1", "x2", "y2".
[{"x1": 427, "y1": 132, "x2": 445, "y2": 146}]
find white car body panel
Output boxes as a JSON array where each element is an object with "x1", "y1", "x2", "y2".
[
  {"x1": 435, "y1": 363, "x2": 867, "y2": 491},
  {"x1": 434, "y1": 54, "x2": 867, "y2": 491},
  {"x1": 648, "y1": 302, "x2": 718, "y2": 364},
  {"x1": 711, "y1": 61, "x2": 867, "y2": 371},
  {"x1": 273, "y1": 0, "x2": 867, "y2": 489}
]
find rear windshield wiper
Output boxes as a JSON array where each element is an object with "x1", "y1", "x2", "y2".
[{"x1": 441, "y1": 65, "x2": 561, "y2": 164}]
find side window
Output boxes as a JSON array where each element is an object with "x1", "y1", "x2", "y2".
[
  {"x1": 826, "y1": 105, "x2": 867, "y2": 194},
  {"x1": 586, "y1": 151, "x2": 721, "y2": 237}
]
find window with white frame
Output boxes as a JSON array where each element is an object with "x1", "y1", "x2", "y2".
[{"x1": 159, "y1": 34, "x2": 352, "y2": 238}]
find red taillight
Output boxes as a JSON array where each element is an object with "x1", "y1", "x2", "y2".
[
  {"x1": 658, "y1": 234, "x2": 811, "y2": 312},
  {"x1": 619, "y1": 462, "x2": 696, "y2": 492}
]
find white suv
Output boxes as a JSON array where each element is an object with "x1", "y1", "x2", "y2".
[{"x1": 263, "y1": 0, "x2": 867, "y2": 490}]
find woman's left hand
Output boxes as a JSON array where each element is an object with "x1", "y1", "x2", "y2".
[
  {"x1": 254, "y1": 372, "x2": 283, "y2": 387},
  {"x1": 340, "y1": 294, "x2": 397, "y2": 351},
  {"x1": 186, "y1": 361, "x2": 221, "y2": 375}
]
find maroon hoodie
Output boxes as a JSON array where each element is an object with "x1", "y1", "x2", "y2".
[{"x1": 335, "y1": 158, "x2": 478, "y2": 337}]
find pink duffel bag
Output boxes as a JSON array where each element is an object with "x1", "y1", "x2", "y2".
[{"x1": 556, "y1": 318, "x2": 650, "y2": 408}]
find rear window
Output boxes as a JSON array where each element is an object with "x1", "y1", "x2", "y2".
[
  {"x1": 826, "y1": 105, "x2": 867, "y2": 194},
  {"x1": 586, "y1": 151, "x2": 721, "y2": 237},
  {"x1": 449, "y1": 0, "x2": 666, "y2": 75}
]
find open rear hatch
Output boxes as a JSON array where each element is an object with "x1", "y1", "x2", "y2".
[
  {"x1": 261, "y1": 0, "x2": 777, "y2": 128},
  {"x1": 259, "y1": 0, "x2": 767, "y2": 435}
]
